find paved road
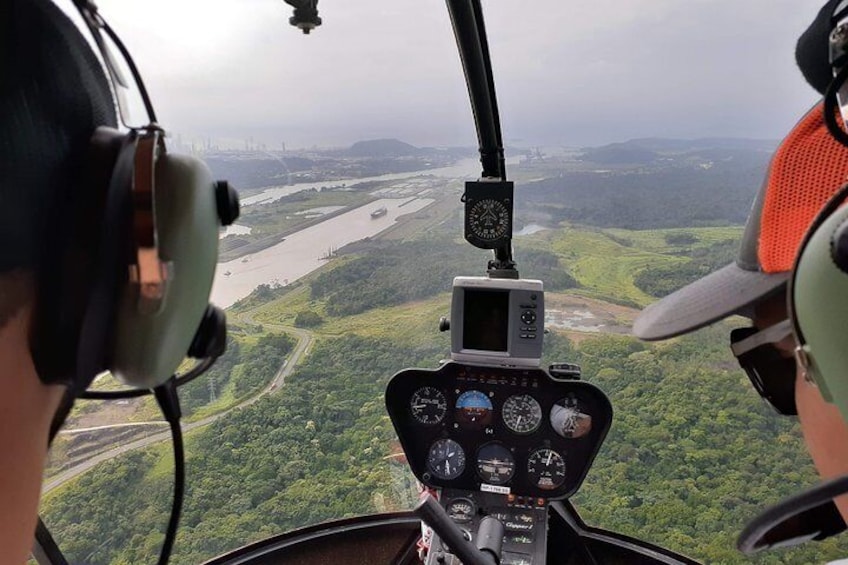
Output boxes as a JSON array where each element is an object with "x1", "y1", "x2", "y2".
[
  {"x1": 58, "y1": 422, "x2": 169, "y2": 435},
  {"x1": 43, "y1": 312, "x2": 313, "y2": 495}
]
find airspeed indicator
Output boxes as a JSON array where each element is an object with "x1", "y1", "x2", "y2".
[{"x1": 410, "y1": 387, "x2": 447, "y2": 425}]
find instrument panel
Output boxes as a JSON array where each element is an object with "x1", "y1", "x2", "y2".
[{"x1": 386, "y1": 362, "x2": 612, "y2": 499}]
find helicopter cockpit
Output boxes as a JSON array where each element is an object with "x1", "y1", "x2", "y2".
[{"x1": 31, "y1": 1, "x2": 846, "y2": 564}]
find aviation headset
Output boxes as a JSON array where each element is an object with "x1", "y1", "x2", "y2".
[
  {"x1": 739, "y1": 188, "x2": 848, "y2": 552},
  {"x1": 36, "y1": 0, "x2": 239, "y2": 432},
  {"x1": 790, "y1": 0, "x2": 848, "y2": 425},
  {"x1": 790, "y1": 185, "x2": 848, "y2": 419}
]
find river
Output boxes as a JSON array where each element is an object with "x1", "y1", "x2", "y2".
[
  {"x1": 213, "y1": 156, "x2": 519, "y2": 308},
  {"x1": 211, "y1": 197, "x2": 434, "y2": 308},
  {"x1": 241, "y1": 158, "x2": 485, "y2": 206}
]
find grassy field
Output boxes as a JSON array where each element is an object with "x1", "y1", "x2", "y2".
[
  {"x1": 515, "y1": 224, "x2": 743, "y2": 307},
  {"x1": 242, "y1": 189, "x2": 374, "y2": 227},
  {"x1": 242, "y1": 223, "x2": 744, "y2": 341},
  {"x1": 48, "y1": 221, "x2": 746, "y2": 480}
]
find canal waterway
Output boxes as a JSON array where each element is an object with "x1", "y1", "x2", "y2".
[
  {"x1": 213, "y1": 155, "x2": 520, "y2": 307},
  {"x1": 240, "y1": 157, "x2": 498, "y2": 207},
  {"x1": 211, "y1": 197, "x2": 434, "y2": 308}
]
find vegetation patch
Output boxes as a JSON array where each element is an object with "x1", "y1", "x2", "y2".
[{"x1": 310, "y1": 237, "x2": 577, "y2": 317}]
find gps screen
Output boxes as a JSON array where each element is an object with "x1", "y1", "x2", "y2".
[{"x1": 463, "y1": 289, "x2": 509, "y2": 352}]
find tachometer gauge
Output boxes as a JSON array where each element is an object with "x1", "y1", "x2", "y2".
[
  {"x1": 427, "y1": 439, "x2": 466, "y2": 480},
  {"x1": 455, "y1": 390, "x2": 493, "y2": 429},
  {"x1": 527, "y1": 448, "x2": 566, "y2": 491},
  {"x1": 476, "y1": 443, "x2": 516, "y2": 485},
  {"x1": 446, "y1": 498, "x2": 476, "y2": 523},
  {"x1": 502, "y1": 394, "x2": 543, "y2": 434},
  {"x1": 550, "y1": 395, "x2": 592, "y2": 439},
  {"x1": 410, "y1": 387, "x2": 447, "y2": 425}
]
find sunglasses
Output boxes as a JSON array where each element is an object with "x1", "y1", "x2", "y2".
[{"x1": 730, "y1": 319, "x2": 798, "y2": 416}]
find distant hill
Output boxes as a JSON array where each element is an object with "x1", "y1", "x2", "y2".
[
  {"x1": 633, "y1": 137, "x2": 779, "y2": 151},
  {"x1": 347, "y1": 138, "x2": 422, "y2": 157},
  {"x1": 519, "y1": 139, "x2": 773, "y2": 229},
  {"x1": 581, "y1": 137, "x2": 779, "y2": 159},
  {"x1": 579, "y1": 143, "x2": 659, "y2": 165}
]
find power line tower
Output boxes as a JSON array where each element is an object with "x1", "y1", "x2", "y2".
[{"x1": 208, "y1": 375, "x2": 217, "y2": 403}]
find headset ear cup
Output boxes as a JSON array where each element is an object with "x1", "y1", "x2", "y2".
[
  {"x1": 215, "y1": 180, "x2": 240, "y2": 226},
  {"x1": 831, "y1": 219, "x2": 848, "y2": 272},
  {"x1": 188, "y1": 305, "x2": 227, "y2": 359},
  {"x1": 793, "y1": 205, "x2": 848, "y2": 420},
  {"x1": 31, "y1": 127, "x2": 128, "y2": 386},
  {"x1": 111, "y1": 152, "x2": 225, "y2": 388}
]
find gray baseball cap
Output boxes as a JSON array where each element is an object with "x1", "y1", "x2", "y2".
[{"x1": 633, "y1": 103, "x2": 848, "y2": 341}]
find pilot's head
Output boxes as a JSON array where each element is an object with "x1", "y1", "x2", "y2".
[
  {"x1": 633, "y1": 102, "x2": 848, "y2": 527},
  {"x1": 2, "y1": 0, "x2": 117, "y2": 384}
]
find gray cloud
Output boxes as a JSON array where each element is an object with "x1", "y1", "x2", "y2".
[{"x1": 83, "y1": 0, "x2": 821, "y2": 148}]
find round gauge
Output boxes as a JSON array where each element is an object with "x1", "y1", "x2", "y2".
[
  {"x1": 527, "y1": 448, "x2": 567, "y2": 491},
  {"x1": 446, "y1": 498, "x2": 476, "y2": 523},
  {"x1": 476, "y1": 443, "x2": 516, "y2": 485},
  {"x1": 455, "y1": 390, "x2": 494, "y2": 429},
  {"x1": 502, "y1": 394, "x2": 543, "y2": 434},
  {"x1": 550, "y1": 395, "x2": 593, "y2": 439},
  {"x1": 468, "y1": 198, "x2": 510, "y2": 241},
  {"x1": 410, "y1": 387, "x2": 447, "y2": 425},
  {"x1": 427, "y1": 439, "x2": 466, "y2": 481}
]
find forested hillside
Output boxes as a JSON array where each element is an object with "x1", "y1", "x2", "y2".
[
  {"x1": 42, "y1": 335, "x2": 443, "y2": 564},
  {"x1": 310, "y1": 237, "x2": 577, "y2": 316},
  {"x1": 516, "y1": 145, "x2": 770, "y2": 230},
  {"x1": 42, "y1": 328, "x2": 848, "y2": 564},
  {"x1": 634, "y1": 239, "x2": 739, "y2": 298},
  {"x1": 40, "y1": 140, "x2": 848, "y2": 565},
  {"x1": 41, "y1": 216, "x2": 848, "y2": 564}
]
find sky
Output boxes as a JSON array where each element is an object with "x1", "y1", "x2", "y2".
[{"x1": 60, "y1": 0, "x2": 825, "y2": 149}]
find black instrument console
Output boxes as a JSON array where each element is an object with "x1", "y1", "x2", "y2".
[
  {"x1": 386, "y1": 361, "x2": 612, "y2": 499},
  {"x1": 428, "y1": 488, "x2": 548, "y2": 565},
  {"x1": 386, "y1": 361, "x2": 613, "y2": 565}
]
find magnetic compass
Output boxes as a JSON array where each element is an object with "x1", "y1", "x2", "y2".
[
  {"x1": 468, "y1": 199, "x2": 510, "y2": 241},
  {"x1": 463, "y1": 180, "x2": 514, "y2": 249}
]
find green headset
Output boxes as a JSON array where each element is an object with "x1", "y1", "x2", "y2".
[
  {"x1": 39, "y1": 1, "x2": 239, "y2": 422},
  {"x1": 736, "y1": 183, "x2": 848, "y2": 555},
  {"x1": 788, "y1": 4, "x2": 848, "y2": 426},
  {"x1": 790, "y1": 182, "x2": 848, "y2": 423}
]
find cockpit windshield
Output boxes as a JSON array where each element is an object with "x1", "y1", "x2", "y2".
[{"x1": 39, "y1": 1, "x2": 848, "y2": 563}]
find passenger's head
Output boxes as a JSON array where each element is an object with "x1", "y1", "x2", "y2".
[
  {"x1": 633, "y1": 102, "x2": 848, "y2": 521},
  {"x1": 1, "y1": 0, "x2": 116, "y2": 379}
]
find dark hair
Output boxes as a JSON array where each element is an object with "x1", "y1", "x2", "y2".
[
  {"x1": 0, "y1": 0, "x2": 117, "y2": 273},
  {"x1": 795, "y1": 0, "x2": 842, "y2": 95}
]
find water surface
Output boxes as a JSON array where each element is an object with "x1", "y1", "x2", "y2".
[{"x1": 211, "y1": 197, "x2": 433, "y2": 308}]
